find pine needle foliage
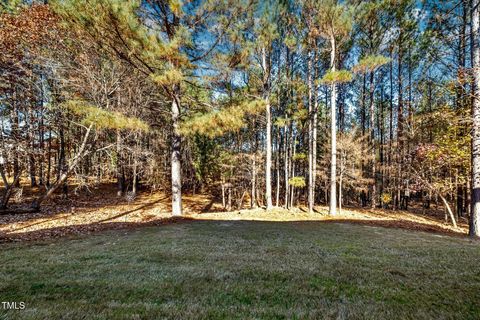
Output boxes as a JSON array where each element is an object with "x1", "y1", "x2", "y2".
[
  {"x1": 64, "y1": 100, "x2": 149, "y2": 132},
  {"x1": 353, "y1": 55, "x2": 391, "y2": 73},
  {"x1": 180, "y1": 99, "x2": 265, "y2": 138},
  {"x1": 288, "y1": 176, "x2": 306, "y2": 188},
  {"x1": 319, "y1": 69, "x2": 353, "y2": 84}
]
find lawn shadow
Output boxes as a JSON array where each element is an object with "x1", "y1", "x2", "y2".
[{"x1": 0, "y1": 214, "x2": 470, "y2": 243}]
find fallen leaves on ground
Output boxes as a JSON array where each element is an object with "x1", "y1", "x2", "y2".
[{"x1": 0, "y1": 183, "x2": 469, "y2": 242}]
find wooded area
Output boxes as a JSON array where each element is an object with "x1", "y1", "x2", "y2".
[{"x1": 1, "y1": 0, "x2": 480, "y2": 238}]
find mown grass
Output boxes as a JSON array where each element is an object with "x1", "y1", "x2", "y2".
[{"x1": 0, "y1": 220, "x2": 479, "y2": 319}]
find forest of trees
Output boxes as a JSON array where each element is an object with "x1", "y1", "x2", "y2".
[{"x1": 1, "y1": 0, "x2": 479, "y2": 237}]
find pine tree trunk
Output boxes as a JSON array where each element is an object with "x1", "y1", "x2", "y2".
[
  {"x1": 39, "y1": 109, "x2": 44, "y2": 186},
  {"x1": 252, "y1": 125, "x2": 259, "y2": 208},
  {"x1": 251, "y1": 151, "x2": 257, "y2": 209},
  {"x1": 284, "y1": 123, "x2": 289, "y2": 208},
  {"x1": 369, "y1": 71, "x2": 376, "y2": 209},
  {"x1": 276, "y1": 127, "x2": 280, "y2": 207},
  {"x1": 361, "y1": 74, "x2": 367, "y2": 137},
  {"x1": 263, "y1": 47, "x2": 273, "y2": 210},
  {"x1": 116, "y1": 130, "x2": 125, "y2": 197},
  {"x1": 329, "y1": 35, "x2": 337, "y2": 215},
  {"x1": 308, "y1": 52, "x2": 314, "y2": 213},
  {"x1": 396, "y1": 31, "x2": 404, "y2": 211},
  {"x1": 290, "y1": 133, "x2": 296, "y2": 209},
  {"x1": 379, "y1": 84, "x2": 385, "y2": 206},
  {"x1": 389, "y1": 48, "x2": 394, "y2": 194},
  {"x1": 470, "y1": 0, "x2": 480, "y2": 237},
  {"x1": 313, "y1": 68, "x2": 318, "y2": 206},
  {"x1": 171, "y1": 93, "x2": 183, "y2": 216}
]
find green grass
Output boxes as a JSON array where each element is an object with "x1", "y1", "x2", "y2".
[{"x1": 0, "y1": 220, "x2": 479, "y2": 319}]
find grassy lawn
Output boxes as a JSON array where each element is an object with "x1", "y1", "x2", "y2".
[{"x1": 0, "y1": 220, "x2": 479, "y2": 319}]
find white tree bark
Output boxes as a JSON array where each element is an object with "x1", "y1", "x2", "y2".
[
  {"x1": 308, "y1": 51, "x2": 315, "y2": 213},
  {"x1": 440, "y1": 195, "x2": 457, "y2": 228},
  {"x1": 470, "y1": 0, "x2": 480, "y2": 237},
  {"x1": 262, "y1": 46, "x2": 273, "y2": 210},
  {"x1": 171, "y1": 93, "x2": 183, "y2": 216},
  {"x1": 329, "y1": 35, "x2": 337, "y2": 215}
]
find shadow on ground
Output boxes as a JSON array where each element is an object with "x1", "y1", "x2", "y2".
[{"x1": 0, "y1": 215, "x2": 471, "y2": 243}]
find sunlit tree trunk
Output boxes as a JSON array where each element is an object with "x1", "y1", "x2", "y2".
[
  {"x1": 262, "y1": 47, "x2": 273, "y2": 210},
  {"x1": 470, "y1": 0, "x2": 480, "y2": 237},
  {"x1": 308, "y1": 52, "x2": 314, "y2": 213},
  {"x1": 329, "y1": 35, "x2": 337, "y2": 215},
  {"x1": 276, "y1": 127, "x2": 280, "y2": 207},
  {"x1": 290, "y1": 133, "x2": 296, "y2": 209},
  {"x1": 251, "y1": 136, "x2": 257, "y2": 209},
  {"x1": 396, "y1": 30, "x2": 404, "y2": 211},
  {"x1": 171, "y1": 91, "x2": 182, "y2": 216},
  {"x1": 284, "y1": 123, "x2": 289, "y2": 208}
]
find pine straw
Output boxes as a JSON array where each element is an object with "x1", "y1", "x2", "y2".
[{"x1": 0, "y1": 184, "x2": 470, "y2": 242}]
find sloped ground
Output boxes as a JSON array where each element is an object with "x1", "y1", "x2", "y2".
[
  {"x1": 0, "y1": 220, "x2": 479, "y2": 319},
  {"x1": 0, "y1": 183, "x2": 470, "y2": 242}
]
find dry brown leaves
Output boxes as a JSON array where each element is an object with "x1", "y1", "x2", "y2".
[{"x1": 0, "y1": 183, "x2": 469, "y2": 243}]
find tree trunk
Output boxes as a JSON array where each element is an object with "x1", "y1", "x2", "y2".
[
  {"x1": 39, "y1": 110, "x2": 45, "y2": 186},
  {"x1": 28, "y1": 108, "x2": 37, "y2": 187},
  {"x1": 116, "y1": 130, "x2": 125, "y2": 197},
  {"x1": 361, "y1": 74, "x2": 367, "y2": 137},
  {"x1": 369, "y1": 71, "x2": 376, "y2": 209},
  {"x1": 59, "y1": 126, "x2": 69, "y2": 198},
  {"x1": 290, "y1": 132, "x2": 296, "y2": 209},
  {"x1": 470, "y1": 0, "x2": 480, "y2": 237},
  {"x1": 308, "y1": 51, "x2": 314, "y2": 213},
  {"x1": 284, "y1": 123, "x2": 289, "y2": 208},
  {"x1": 12, "y1": 96, "x2": 20, "y2": 188},
  {"x1": 396, "y1": 31, "x2": 404, "y2": 211},
  {"x1": 329, "y1": 35, "x2": 337, "y2": 215},
  {"x1": 440, "y1": 195, "x2": 457, "y2": 228},
  {"x1": 132, "y1": 157, "x2": 138, "y2": 195},
  {"x1": 262, "y1": 47, "x2": 273, "y2": 210},
  {"x1": 313, "y1": 70, "x2": 318, "y2": 206},
  {"x1": 171, "y1": 93, "x2": 183, "y2": 216},
  {"x1": 275, "y1": 126, "x2": 280, "y2": 207},
  {"x1": 339, "y1": 172, "x2": 343, "y2": 215},
  {"x1": 389, "y1": 47, "x2": 394, "y2": 194},
  {"x1": 222, "y1": 181, "x2": 226, "y2": 209},
  {"x1": 252, "y1": 127, "x2": 258, "y2": 208},
  {"x1": 251, "y1": 152, "x2": 257, "y2": 209},
  {"x1": 46, "y1": 130, "x2": 51, "y2": 187}
]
